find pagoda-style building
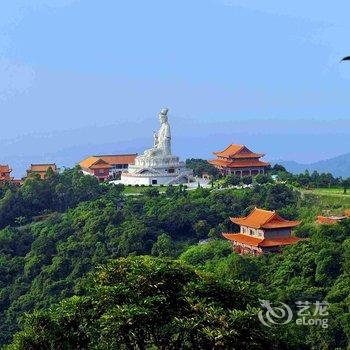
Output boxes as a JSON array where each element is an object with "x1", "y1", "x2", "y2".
[
  {"x1": 223, "y1": 208, "x2": 302, "y2": 255},
  {"x1": 208, "y1": 144, "x2": 270, "y2": 177}
]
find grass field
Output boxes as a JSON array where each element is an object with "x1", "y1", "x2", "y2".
[
  {"x1": 301, "y1": 187, "x2": 350, "y2": 211},
  {"x1": 122, "y1": 186, "x2": 167, "y2": 194},
  {"x1": 311, "y1": 188, "x2": 349, "y2": 197}
]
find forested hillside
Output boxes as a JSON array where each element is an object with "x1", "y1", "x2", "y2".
[{"x1": 0, "y1": 167, "x2": 350, "y2": 349}]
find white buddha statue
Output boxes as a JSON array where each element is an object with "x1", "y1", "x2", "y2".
[
  {"x1": 143, "y1": 108, "x2": 172, "y2": 158},
  {"x1": 121, "y1": 107, "x2": 193, "y2": 184}
]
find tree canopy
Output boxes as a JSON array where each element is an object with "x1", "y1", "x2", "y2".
[{"x1": 7, "y1": 256, "x2": 276, "y2": 350}]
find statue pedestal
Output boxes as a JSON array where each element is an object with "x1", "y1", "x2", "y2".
[{"x1": 121, "y1": 156, "x2": 193, "y2": 186}]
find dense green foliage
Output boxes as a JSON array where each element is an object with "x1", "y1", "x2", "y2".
[
  {"x1": 0, "y1": 167, "x2": 103, "y2": 228},
  {"x1": 1, "y1": 167, "x2": 350, "y2": 349},
  {"x1": 6, "y1": 256, "x2": 276, "y2": 350},
  {"x1": 185, "y1": 159, "x2": 350, "y2": 190},
  {"x1": 180, "y1": 220, "x2": 350, "y2": 349},
  {"x1": 270, "y1": 165, "x2": 350, "y2": 189},
  {"x1": 0, "y1": 182, "x2": 298, "y2": 346},
  {"x1": 185, "y1": 158, "x2": 219, "y2": 178}
]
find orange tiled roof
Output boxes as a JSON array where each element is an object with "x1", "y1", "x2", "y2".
[
  {"x1": 222, "y1": 233, "x2": 302, "y2": 247},
  {"x1": 0, "y1": 165, "x2": 11, "y2": 173},
  {"x1": 213, "y1": 144, "x2": 264, "y2": 159},
  {"x1": 79, "y1": 154, "x2": 137, "y2": 169},
  {"x1": 230, "y1": 208, "x2": 301, "y2": 229},
  {"x1": 79, "y1": 157, "x2": 100, "y2": 169},
  {"x1": 223, "y1": 233, "x2": 263, "y2": 246},
  {"x1": 317, "y1": 215, "x2": 347, "y2": 224},
  {"x1": 98, "y1": 154, "x2": 137, "y2": 165},
  {"x1": 208, "y1": 159, "x2": 230, "y2": 167},
  {"x1": 86, "y1": 158, "x2": 111, "y2": 170},
  {"x1": 208, "y1": 159, "x2": 270, "y2": 168},
  {"x1": 30, "y1": 164, "x2": 57, "y2": 172}
]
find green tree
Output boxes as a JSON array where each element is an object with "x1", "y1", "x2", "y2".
[
  {"x1": 254, "y1": 174, "x2": 272, "y2": 185},
  {"x1": 151, "y1": 233, "x2": 174, "y2": 257},
  {"x1": 144, "y1": 187, "x2": 160, "y2": 198},
  {"x1": 242, "y1": 176, "x2": 252, "y2": 185},
  {"x1": 185, "y1": 158, "x2": 220, "y2": 178},
  {"x1": 315, "y1": 247, "x2": 341, "y2": 286},
  {"x1": 342, "y1": 178, "x2": 350, "y2": 194},
  {"x1": 224, "y1": 174, "x2": 241, "y2": 186},
  {"x1": 271, "y1": 164, "x2": 287, "y2": 173},
  {"x1": 7, "y1": 256, "x2": 276, "y2": 350},
  {"x1": 180, "y1": 240, "x2": 232, "y2": 266},
  {"x1": 193, "y1": 219, "x2": 210, "y2": 239}
]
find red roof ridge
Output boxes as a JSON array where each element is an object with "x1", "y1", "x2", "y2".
[
  {"x1": 213, "y1": 144, "x2": 245, "y2": 157},
  {"x1": 230, "y1": 207, "x2": 274, "y2": 223},
  {"x1": 213, "y1": 144, "x2": 267, "y2": 159},
  {"x1": 230, "y1": 207, "x2": 301, "y2": 229}
]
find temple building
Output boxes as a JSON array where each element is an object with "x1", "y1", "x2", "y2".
[
  {"x1": 223, "y1": 208, "x2": 302, "y2": 255},
  {"x1": 26, "y1": 164, "x2": 59, "y2": 180},
  {"x1": 208, "y1": 144, "x2": 270, "y2": 177},
  {"x1": 0, "y1": 165, "x2": 13, "y2": 182},
  {"x1": 79, "y1": 154, "x2": 137, "y2": 182}
]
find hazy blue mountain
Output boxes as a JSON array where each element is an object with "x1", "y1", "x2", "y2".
[
  {"x1": 275, "y1": 153, "x2": 350, "y2": 178},
  {"x1": 0, "y1": 119, "x2": 349, "y2": 178}
]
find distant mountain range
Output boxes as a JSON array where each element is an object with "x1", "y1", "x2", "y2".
[
  {"x1": 0, "y1": 120, "x2": 349, "y2": 179},
  {"x1": 274, "y1": 153, "x2": 350, "y2": 178}
]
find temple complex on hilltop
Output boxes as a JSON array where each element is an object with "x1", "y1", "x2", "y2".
[
  {"x1": 223, "y1": 208, "x2": 301, "y2": 255},
  {"x1": 79, "y1": 154, "x2": 137, "y2": 182},
  {"x1": 208, "y1": 144, "x2": 270, "y2": 177}
]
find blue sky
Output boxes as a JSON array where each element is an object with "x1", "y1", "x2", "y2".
[{"x1": 0, "y1": 1, "x2": 350, "y2": 172}]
